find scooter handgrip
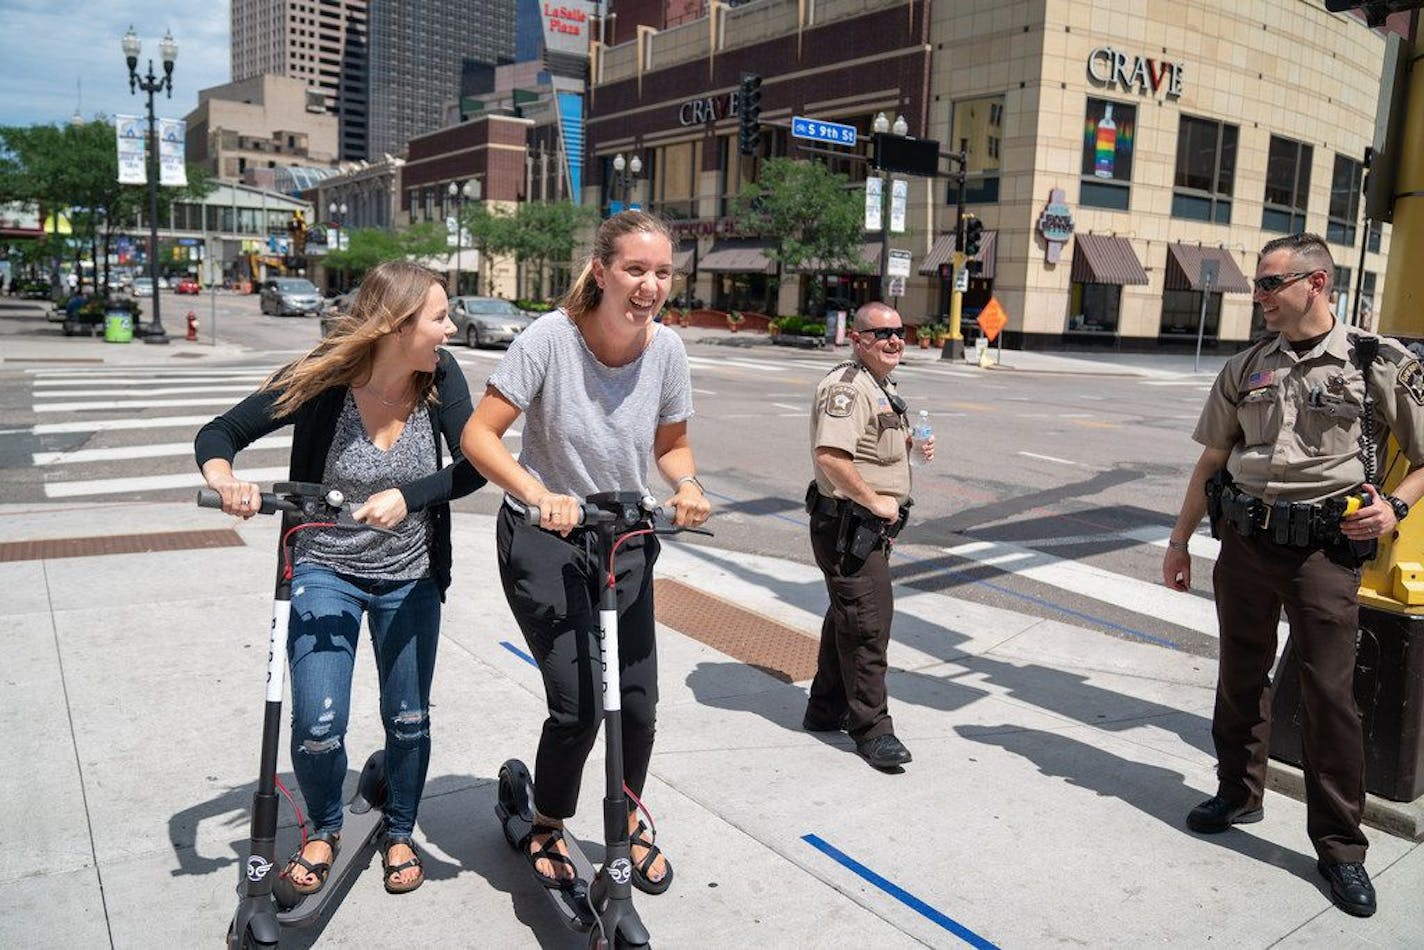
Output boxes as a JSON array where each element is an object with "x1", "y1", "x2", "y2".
[
  {"x1": 196, "y1": 488, "x2": 222, "y2": 509},
  {"x1": 522, "y1": 504, "x2": 591, "y2": 527}
]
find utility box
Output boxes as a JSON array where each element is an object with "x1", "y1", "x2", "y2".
[{"x1": 1269, "y1": 608, "x2": 1424, "y2": 802}]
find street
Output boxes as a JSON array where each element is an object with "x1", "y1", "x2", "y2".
[{"x1": 0, "y1": 294, "x2": 1221, "y2": 657}]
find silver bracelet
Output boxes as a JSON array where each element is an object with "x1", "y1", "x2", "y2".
[
  {"x1": 1166, "y1": 539, "x2": 1189, "y2": 551},
  {"x1": 675, "y1": 474, "x2": 705, "y2": 493}
]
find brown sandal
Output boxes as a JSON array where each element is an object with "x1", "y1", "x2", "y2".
[
  {"x1": 382, "y1": 835, "x2": 425, "y2": 894},
  {"x1": 283, "y1": 831, "x2": 340, "y2": 895}
]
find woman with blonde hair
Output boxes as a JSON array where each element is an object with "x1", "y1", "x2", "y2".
[
  {"x1": 462, "y1": 210, "x2": 711, "y2": 894},
  {"x1": 195, "y1": 259, "x2": 484, "y2": 895}
]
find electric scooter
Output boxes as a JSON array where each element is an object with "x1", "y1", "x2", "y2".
[
  {"x1": 199, "y1": 482, "x2": 390, "y2": 949},
  {"x1": 496, "y1": 492, "x2": 711, "y2": 949}
]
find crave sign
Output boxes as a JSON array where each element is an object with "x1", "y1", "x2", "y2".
[
  {"x1": 678, "y1": 92, "x2": 739, "y2": 126},
  {"x1": 1087, "y1": 47, "x2": 1184, "y2": 99}
]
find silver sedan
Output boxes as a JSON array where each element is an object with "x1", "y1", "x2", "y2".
[{"x1": 449, "y1": 296, "x2": 534, "y2": 348}]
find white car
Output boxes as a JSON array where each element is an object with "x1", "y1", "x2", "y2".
[{"x1": 131, "y1": 277, "x2": 154, "y2": 297}]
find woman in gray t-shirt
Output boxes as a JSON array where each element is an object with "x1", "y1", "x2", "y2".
[{"x1": 462, "y1": 211, "x2": 711, "y2": 896}]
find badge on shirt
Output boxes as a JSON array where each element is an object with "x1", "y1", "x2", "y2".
[
  {"x1": 1398, "y1": 360, "x2": 1424, "y2": 406},
  {"x1": 823, "y1": 384, "x2": 857, "y2": 418},
  {"x1": 1245, "y1": 369, "x2": 1277, "y2": 391}
]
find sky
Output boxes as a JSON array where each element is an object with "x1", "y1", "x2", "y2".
[{"x1": 0, "y1": 0, "x2": 232, "y2": 128}]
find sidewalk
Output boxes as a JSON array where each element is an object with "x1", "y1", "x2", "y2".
[
  {"x1": 0, "y1": 297, "x2": 248, "y2": 365},
  {"x1": 2, "y1": 503, "x2": 1420, "y2": 948}
]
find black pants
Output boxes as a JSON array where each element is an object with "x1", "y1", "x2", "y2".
[
  {"x1": 806, "y1": 510, "x2": 895, "y2": 741},
  {"x1": 496, "y1": 505, "x2": 661, "y2": 818},
  {"x1": 1212, "y1": 528, "x2": 1367, "y2": 863}
]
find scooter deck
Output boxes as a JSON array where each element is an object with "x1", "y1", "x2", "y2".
[
  {"x1": 500, "y1": 810, "x2": 600, "y2": 930},
  {"x1": 275, "y1": 803, "x2": 385, "y2": 927}
]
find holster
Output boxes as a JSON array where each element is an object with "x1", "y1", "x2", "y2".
[{"x1": 1204, "y1": 469, "x2": 1231, "y2": 540}]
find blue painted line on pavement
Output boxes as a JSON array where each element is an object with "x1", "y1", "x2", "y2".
[
  {"x1": 802, "y1": 833, "x2": 999, "y2": 949},
  {"x1": 704, "y1": 489, "x2": 1181, "y2": 651},
  {"x1": 500, "y1": 639, "x2": 537, "y2": 667}
]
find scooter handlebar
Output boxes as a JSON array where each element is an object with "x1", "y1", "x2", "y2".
[
  {"x1": 522, "y1": 500, "x2": 668, "y2": 529},
  {"x1": 196, "y1": 487, "x2": 291, "y2": 515}
]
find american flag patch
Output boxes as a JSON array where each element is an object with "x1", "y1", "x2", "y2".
[{"x1": 1246, "y1": 369, "x2": 1276, "y2": 390}]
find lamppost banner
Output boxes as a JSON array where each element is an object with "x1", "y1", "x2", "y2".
[
  {"x1": 116, "y1": 115, "x2": 145, "y2": 185},
  {"x1": 158, "y1": 118, "x2": 187, "y2": 187},
  {"x1": 864, "y1": 176, "x2": 883, "y2": 231}
]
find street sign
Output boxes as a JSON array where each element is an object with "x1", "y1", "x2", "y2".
[
  {"x1": 954, "y1": 266, "x2": 969, "y2": 293},
  {"x1": 791, "y1": 116, "x2": 857, "y2": 146},
  {"x1": 977, "y1": 296, "x2": 1008, "y2": 342},
  {"x1": 887, "y1": 249, "x2": 912, "y2": 278},
  {"x1": 887, "y1": 276, "x2": 906, "y2": 298}
]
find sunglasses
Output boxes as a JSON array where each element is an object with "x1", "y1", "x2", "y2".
[
  {"x1": 863, "y1": 326, "x2": 906, "y2": 341},
  {"x1": 1252, "y1": 271, "x2": 1318, "y2": 294}
]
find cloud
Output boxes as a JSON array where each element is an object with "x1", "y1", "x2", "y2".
[{"x1": 0, "y1": 0, "x2": 231, "y2": 127}]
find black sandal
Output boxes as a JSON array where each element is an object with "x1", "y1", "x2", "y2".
[
  {"x1": 283, "y1": 831, "x2": 340, "y2": 895},
  {"x1": 521, "y1": 822, "x2": 579, "y2": 891},
  {"x1": 629, "y1": 820, "x2": 673, "y2": 895},
  {"x1": 382, "y1": 834, "x2": 425, "y2": 895}
]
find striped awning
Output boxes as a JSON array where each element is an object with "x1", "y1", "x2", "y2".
[
  {"x1": 1071, "y1": 234, "x2": 1149, "y2": 286},
  {"x1": 699, "y1": 242, "x2": 775, "y2": 275},
  {"x1": 1164, "y1": 243, "x2": 1252, "y2": 293},
  {"x1": 672, "y1": 247, "x2": 694, "y2": 272},
  {"x1": 792, "y1": 241, "x2": 881, "y2": 275},
  {"x1": 918, "y1": 230, "x2": 997, "y2": 279}
]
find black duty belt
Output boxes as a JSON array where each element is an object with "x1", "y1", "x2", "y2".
[{"x1": 1216, "y1": 485, "x2": 1360, "y2": 548}]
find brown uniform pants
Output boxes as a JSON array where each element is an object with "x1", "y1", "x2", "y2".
[
  {"x1": 1212, "y1": 528, "x2": 1368, "y2": 863},
  {"x1": 807, "y1": 510, "x2": 896, "y2": 741}
]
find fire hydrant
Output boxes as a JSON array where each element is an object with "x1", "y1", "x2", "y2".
[{"x1": 185, "y1": 311, "x2": 198, "y2": 341}]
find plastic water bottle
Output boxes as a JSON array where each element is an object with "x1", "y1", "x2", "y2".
[{"x1": 909, "y1": 410, "x2": 933, "y2": 467}]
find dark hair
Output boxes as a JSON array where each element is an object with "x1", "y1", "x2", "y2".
[
  {"x1": 1261, "y1": 232, "x2": 1334, "y2": 285},
  {"x1": 559, "y1": 210, "x2": 675, "y2": 321}
]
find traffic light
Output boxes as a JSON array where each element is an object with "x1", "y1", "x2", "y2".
[
  {"x1": 738, "y1": 73, "x2": 762, "y2": 156},
  {"x1": 962, "y1": 216, "x2": 984, "y2": 257}
]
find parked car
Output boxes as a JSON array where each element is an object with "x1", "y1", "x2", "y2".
[
  {"x1": 449, "y1": 296, "x2": 533, "y2": 348},
  {"x1": 319, "y1": 286, "x2": 360, "y2": 337},
  {"x1": 131, "y1": 277, "x2": 154, "y2": 297},
  {"x1": 259, "y1": 277, "x2": 323, "y2": 316},
  {"x1": 174, "y1": 277, "x2": 201, "y2": 295}
]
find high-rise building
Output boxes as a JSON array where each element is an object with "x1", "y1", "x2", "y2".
[
  {"x1": 231, "y1": 0, "x2": 370, "y2": 161},
  {"x1": 366, "y1": 0, "x2": 518, "y2": 159}
]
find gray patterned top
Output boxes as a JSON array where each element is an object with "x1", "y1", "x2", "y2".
[{"x1": 296, "y1": 392, "x2": 434, "y2": 579}]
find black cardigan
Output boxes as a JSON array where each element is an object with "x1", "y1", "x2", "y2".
[{"x1": 194, "y1": 348, "x2": 484, "y2": 597}]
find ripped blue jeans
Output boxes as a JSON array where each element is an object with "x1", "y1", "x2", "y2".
[{"x1": 287, "y1": 563, "x2": 440, "y2": 839}]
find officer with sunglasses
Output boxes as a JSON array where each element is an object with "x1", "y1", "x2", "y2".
[
  {"x1": 804, "y1": 302, "x2": 933, "y2": 770},
  {"x1": 1162, "y1": 232, "x2": 1424, "y2": 918}
]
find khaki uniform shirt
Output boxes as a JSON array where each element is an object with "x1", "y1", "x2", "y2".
[
  {"x1": 810, "y1": 360, "x2": 912, "y2": 504},
  {"x1": 1193, "y1": 320, "x2": 1424, "y2": 503}
]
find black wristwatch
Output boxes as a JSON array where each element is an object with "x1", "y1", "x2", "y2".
[{"x1": 1384, "y1": 494, "x2": 1410, "y2": 522}]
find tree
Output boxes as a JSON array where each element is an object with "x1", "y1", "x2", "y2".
[
  {"x1": 321, "y1": 220, "x2": 454, "y2": 279},
  {"x1": 508, "y1": 201, "x2": 598, "y2": 301},
  {"x1": 731, "y1": 157, "x2": 864, "y2": 314}
]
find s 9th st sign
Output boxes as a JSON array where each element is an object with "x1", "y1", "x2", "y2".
[{"x1": 792, "y1": 116, "x2": 857, "y2": 146}]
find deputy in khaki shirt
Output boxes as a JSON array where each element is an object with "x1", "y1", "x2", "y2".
[
  {"x1": 1163, "y1": 233, "x2": 1424, "y2": 919},
  {"x1": 803, "y1": 302, "x2": 931, "y2": 772}
]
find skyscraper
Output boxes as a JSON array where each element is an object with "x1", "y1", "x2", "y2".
[
  {"x1": 231, "y1": 0, "x2": 370, "y2": 160},
  {"x1": 366, "y1": 0, "x2": 518, "y2": 159}
]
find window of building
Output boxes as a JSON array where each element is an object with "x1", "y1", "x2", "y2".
[
  {"x1": 1080, "y1": 97, "x2": 1136, "y2": 212},
  {"x1": 650, "y1": 140, "x2": 699, "y2": 221},
  {"x1": 1172, "y1": 116, "x2": 1237, "y2": 224},
  {"x1": 1160, "y1": 288, "x2": 1221, "y2": 339},
  {"x1": 1367, "y1": 223, "x2": 1381, "y2": 253},
  {"x1": 950, "y1": 94, "x2": 1004, "y2": 205},
  {"x1": 1261, "y1": 135, "x2": 1312, "y2": 233},
  {"x1": 1067, "y1": 283, "x2": 1123, "y2": 335},
  {"x1": 1361, "y1": 271, "x2": 1378, "y2": 327},
  {"x1": 1333, "y1": 264, "x2": 1352, "y2": 321},
  {"x1": 1328, "y1": 154, "x2": 1363, "y2": 246}
]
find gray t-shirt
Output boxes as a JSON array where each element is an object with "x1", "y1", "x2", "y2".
[{"x1": 488, "y1": 310, "x2": 693, "y2": 504}]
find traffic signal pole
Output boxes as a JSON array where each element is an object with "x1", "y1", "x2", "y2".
[{"x1": 944, "y1": 139, "x2": 968, "y2": 361}]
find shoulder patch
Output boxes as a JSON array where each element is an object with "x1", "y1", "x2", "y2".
[
  {"x1": 822, "y1": 384, "x2": 857, "y2": 418},
  {"x1": 1398, "y1": 360, "x2": 1424, "y2": 406}
]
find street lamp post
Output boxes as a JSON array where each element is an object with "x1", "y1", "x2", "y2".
[
  {"x1": 447, "y1": 180, "x2": 480, "y2": 295},
  {"x1": 123, "y1": 25, "x2": 177, "y2": 344},
  {"x1": 872, "y1": 112, "x2": 908, "y2": 308},
  {"x1": 611, "y1": 152, "x2": 643, "y2": 213},
  {"x1": 328, "y1": 201, "x2": 347, "y2": 291}
]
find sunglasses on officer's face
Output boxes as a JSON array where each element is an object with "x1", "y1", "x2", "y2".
[
  {"x1": 1252, "y1": 271, "x2": 1320, "y2": 294},
  {"x1": 863, "y1": 326, "x2": 906, "y2": 341}
]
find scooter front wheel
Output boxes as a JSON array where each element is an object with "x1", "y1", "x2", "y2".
[{"x1": 496, "y1": 758, "x2": 534, "y2": 848}]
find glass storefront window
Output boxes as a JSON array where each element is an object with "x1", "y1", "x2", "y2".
[
  {"x1": 1172, "y1": 116, "x2": 1237, "y2": 224},
  {"x1": 1067, "y1": 282, "x2": 1122, "y2": 335},
  {"x1": 1262, "y1": 136, "x2": 1312, "y2": 233},
  {"x1": 1160, "y1": 289, "x2": 1221, "y2": 339},
  {"x1": 950, "y1": 94, "x2": 1003, "y2": 206},
  {"x1": 1079, "y1": 98, "x2": 1135, "y2": 212},
  {"x1": 1328, "y1": 153, "x2": 1363, "y2": 246}
]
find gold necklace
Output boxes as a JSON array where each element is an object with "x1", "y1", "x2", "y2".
[{"x1": 357, "y1": 383, "x2": 410, "y2": 408}]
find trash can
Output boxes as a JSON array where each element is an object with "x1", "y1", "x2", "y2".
[
  {"x1": 1269, "y1": 608, "x2": 1424, "y2": 802},
  {"x1": 103, "y1": 310, "x2": 134, "y2": 343}
]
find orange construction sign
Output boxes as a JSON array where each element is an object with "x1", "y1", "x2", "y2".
[{"x1": 977, "y1": 296, "x2": 1008, "y2": 342}]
